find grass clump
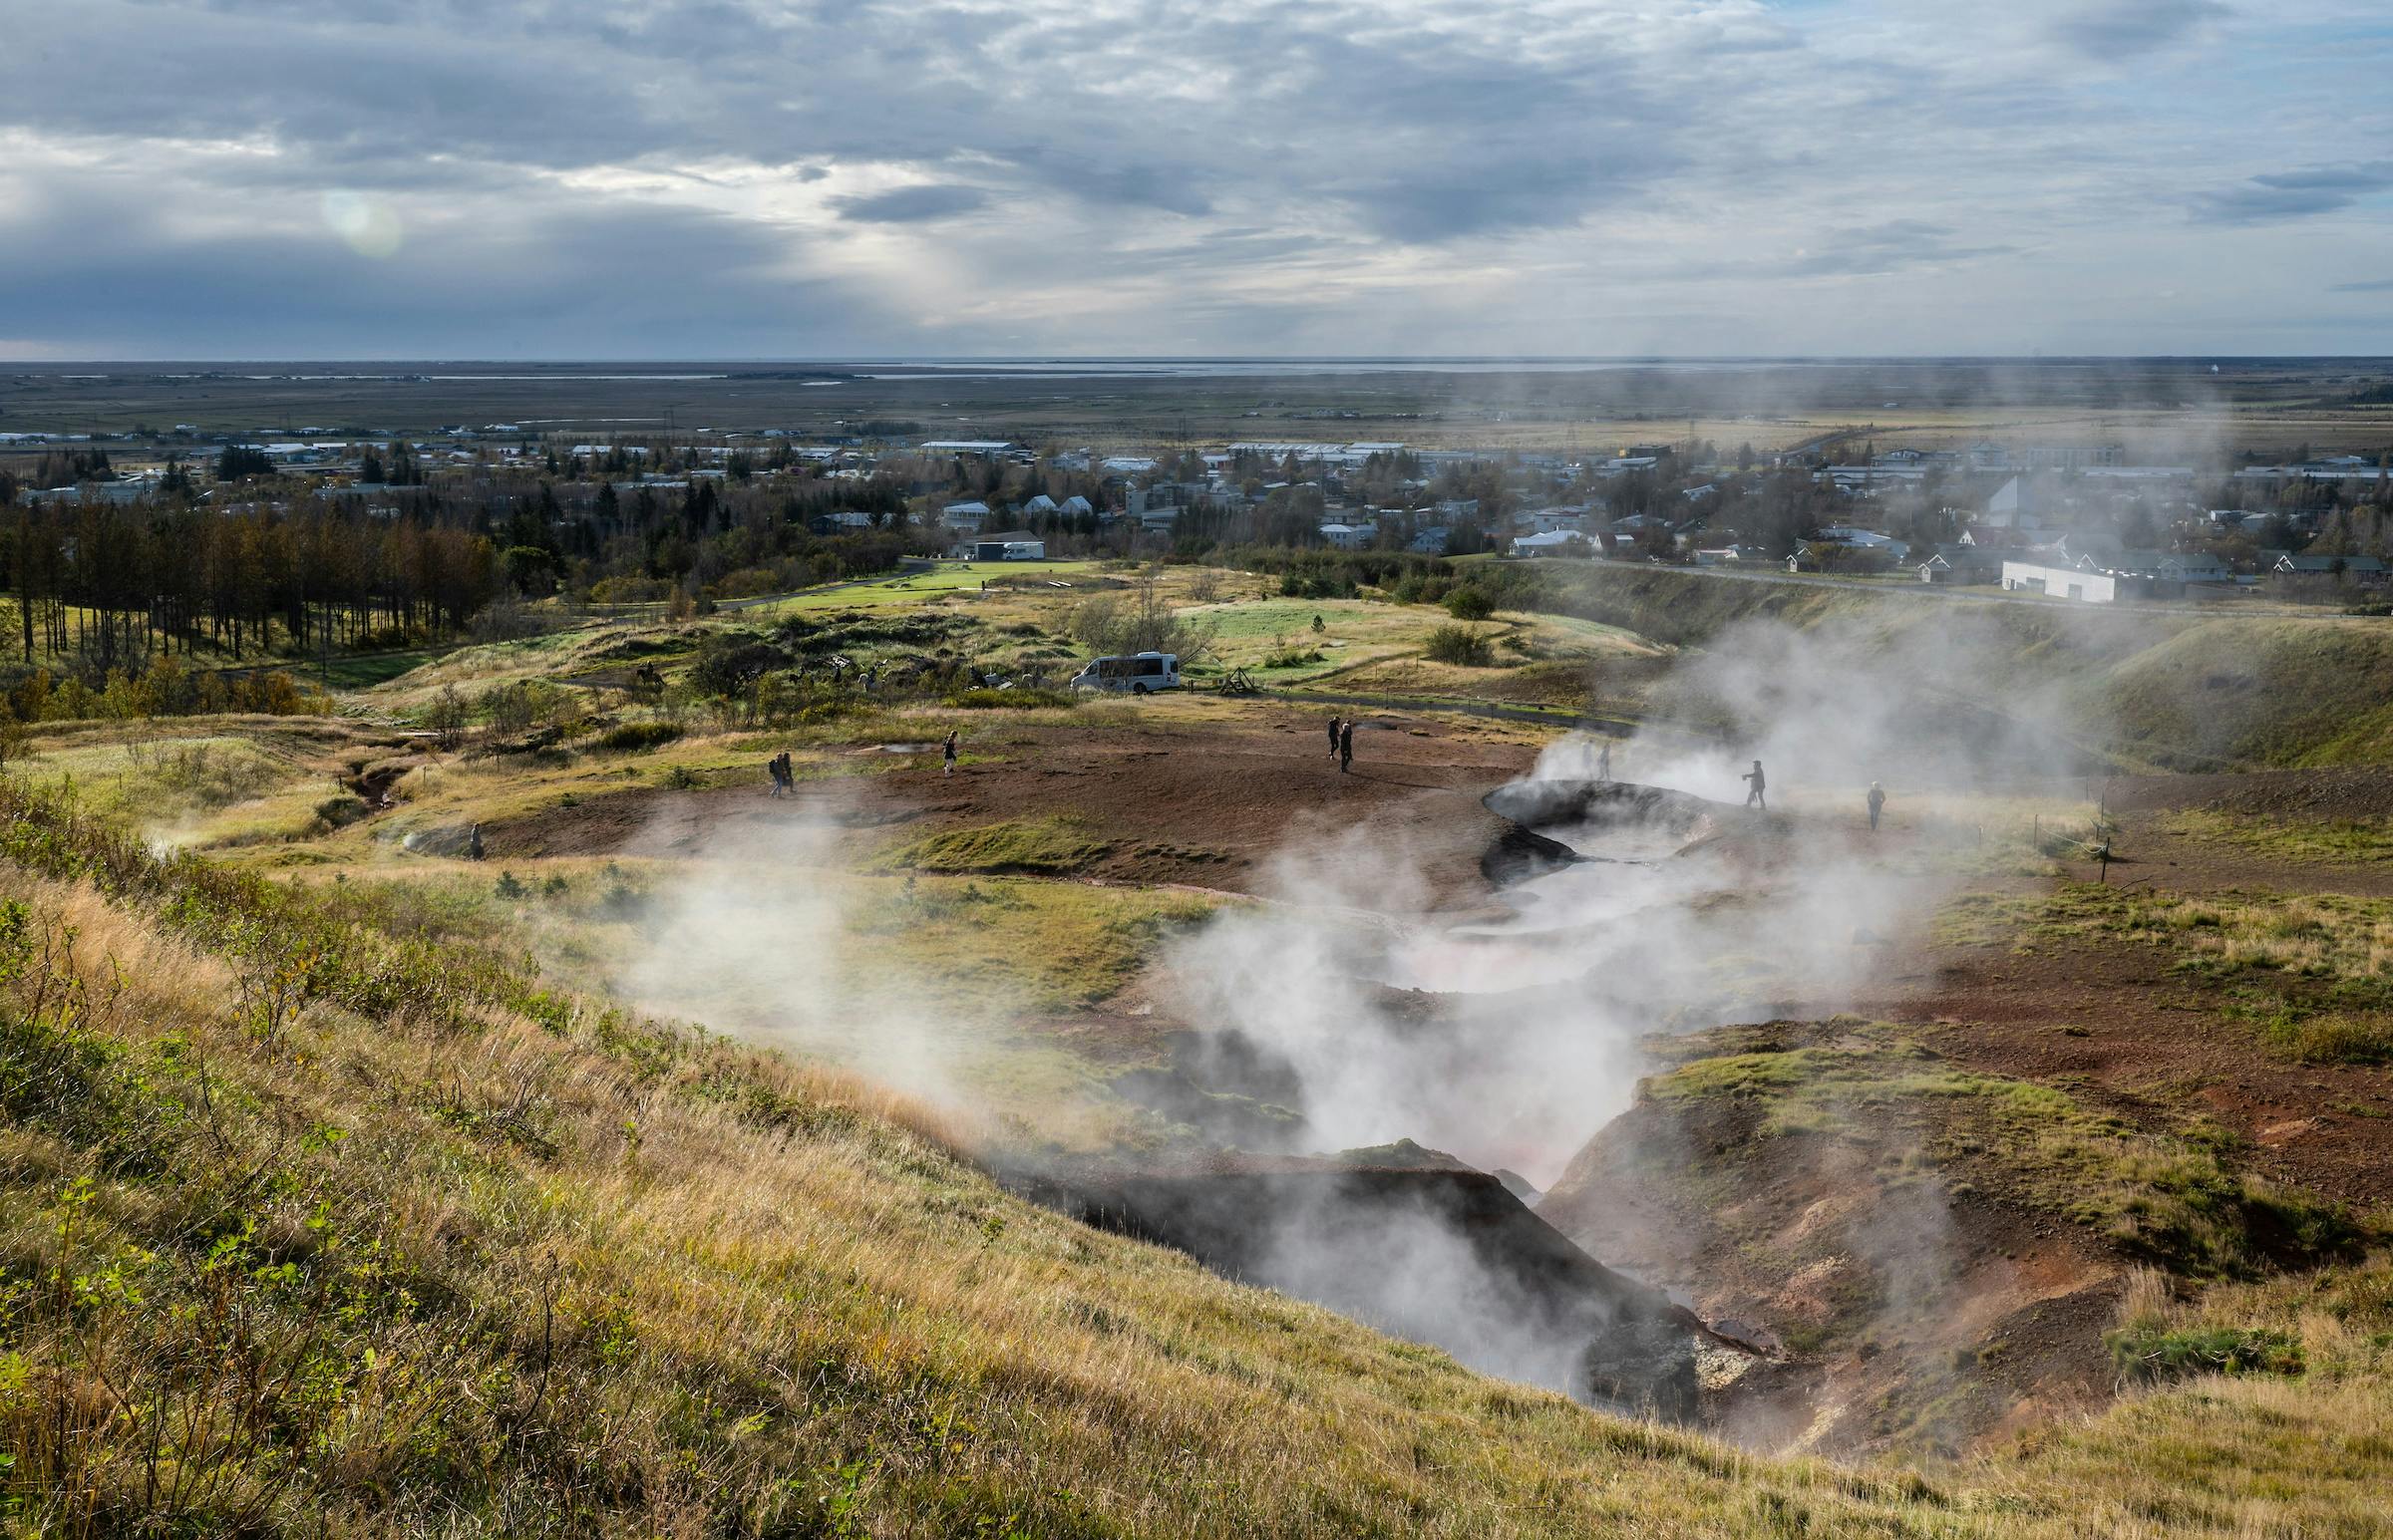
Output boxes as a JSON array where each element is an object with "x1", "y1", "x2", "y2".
[
  {"x1": 598, "y1": 719, "x2": 683, "y2": 751},
  {"x1": 882, "y1": 820, "x2": 1112, "y2": 875},
  {"x1": 2259, "y1": 1010, "x2": 2393, "y2": 1065},
  {"x1": 2108, "y1": 1323, "x2": 2306, "y2": 1385}
]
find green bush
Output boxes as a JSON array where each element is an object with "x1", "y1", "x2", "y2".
[
  {"x1": 600, "y1": 721, "x2": 683, "y2": 752},
  {"x1": 1445, "y1": 587, "x2": 1496, "y2": 622},
  {"x1": 1423, "y1": 625, "x2": 1495, "y2": 667}
]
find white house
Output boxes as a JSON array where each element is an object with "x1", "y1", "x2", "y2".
[
  {"x1": 2003, "y1": 560, "x2": 2119, "y2": 602},
  {"x1": 1513, "y1": 529, "x2": 1587, "y2": 556},
  {"x1": 1319, "y1": 522, "x2": 1378, "y2": 550},
  {"x1": 942, "y1": 500, "x2": 992, "y2": 531}
]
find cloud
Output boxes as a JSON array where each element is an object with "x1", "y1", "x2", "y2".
[
  {"x1": 2043, "y1": 0, "x2": 2231, "y2": 58},
  {"x1": 0, "y1": 0, "x2": 2385, "y2": 355},
  {"x1": 2331, "y1": 278, "x2": 2393, "y2": 292},
  {"x1": 831, "y1": 184, "x2": 990, "y2": 223},
  {"x1": 2192, "y1": 162, "x2": 2393, "y2": 224}
]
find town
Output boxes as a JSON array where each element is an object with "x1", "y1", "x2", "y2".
[{"x1": 7, "y1": 392, "x2": 2391, "y2": 619}]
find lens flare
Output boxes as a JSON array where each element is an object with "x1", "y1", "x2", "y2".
[{"x1": 320, "y1": 189, "x2": 403, "y2": 258}]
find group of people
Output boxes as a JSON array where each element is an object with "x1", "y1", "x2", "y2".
[
  {"x1": 1325, "y1": 715, "x2": 1355, "y2": 772},
  {"x1": 1739, "y1": 757, "x2": 1890, "y2": 831}
]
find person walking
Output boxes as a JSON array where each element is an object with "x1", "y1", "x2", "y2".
[
  {"x1": 1327, "y1": 715, "x2": 1343, "y2": 759},
  {"x1": 1867, "y1": 780, "x2": 1886, "y2": 832},
  {"x1": 468, "y1": 822, "x2": 486, "y2": 860},
  {"x1": 1742, "y1": 760, "x2": 1767, "y2": 810},
  {"x1": 1596, "y1": 741, "x2": 1612, "y2": 781},
  {"x1": 1338, "y1": 721, "x2": 1354, "y2": 774},
  {"x1": 942, "y1": 730, "x2": 959, "y2": 776}
]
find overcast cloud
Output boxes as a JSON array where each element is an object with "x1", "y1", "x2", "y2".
[{"x1": 0, "y1": 0, "x2": 2387, "y2": 357}]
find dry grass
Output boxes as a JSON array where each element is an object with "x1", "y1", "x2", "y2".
[{"x1": 4, "y1": 788, "x2": 2393, "y2": 1533}]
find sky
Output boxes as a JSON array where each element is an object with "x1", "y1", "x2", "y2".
[{"x1": 1, "y1": 0, "x2": 2389, "y2": 359}]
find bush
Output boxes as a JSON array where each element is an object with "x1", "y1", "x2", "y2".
[
  {"x1": 313, "y1": 795, "x2": 368, "y2": 829},
  {"x1": 945, "y1": 688, "x2": 1075, "y2": 710},
  {"x1": 599, "y1": 721, "x2": 683, "y2": 752},
  {"x1": 1423, "y1": 625, "x2": 1495, "y2": 667},
  {"x1": 1446, "y1": 587, "x2": 1496, "y2": 622}
]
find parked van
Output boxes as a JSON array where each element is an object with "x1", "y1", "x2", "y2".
[{"x1": 1070, "y1": 652, "x2": 1181, "y2": 694}]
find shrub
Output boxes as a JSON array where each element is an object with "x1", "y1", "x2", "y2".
[
  {"x1": 1445, "y1": 587, "x2": 1496, "y2": 622},
  {"x1": 599, "y1": 721, "x2": 683, "y2": 752},
  {"x1": 1423, "y1": 625, "x2": 1494, "y2": 667},
  {"x1": 313, "y1": 795, "x2": 368, "y2": 829}
]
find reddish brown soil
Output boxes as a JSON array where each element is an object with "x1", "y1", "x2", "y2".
[
  {"x1": 1856, "y1": 787, "x2": 2393, "y2": 1207},
  {"x1": 489, "y1": 705, "x2": 1536, "y2": 907}
]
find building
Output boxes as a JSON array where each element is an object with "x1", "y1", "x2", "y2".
[
  {"x1": 2003, "y1": 560, "x2": 2121, "y2": 602},
  {"x1": 1916, "y1": 545, "x2": 2001, "y2": 584},
  {"x1": 2275, "y1": 553, "x2": 2389, "y2": 582},
  {"x1": 941, "y1": 500, "x2": 992, "y2": 531},
  {"x1": 1318, "y1": 522, "x2": 1378, "y2": 550},
  {"x1": 1513, "y1": 529, "x2": 1587, "y2": 557},
  {"x1": 919, "y1": 440, "x2": 1016, "y2": 457},
  {"x1": 971, "y1": 530, "x2": 1047, "y2": 560}
]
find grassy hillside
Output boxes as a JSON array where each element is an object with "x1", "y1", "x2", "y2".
[
  {"x1": 4, "y1": 780, "x2": 2393, "y2": 1534},
  {"x1": 1502, "y1": 562, "x2": 2393, "y2": 770}
]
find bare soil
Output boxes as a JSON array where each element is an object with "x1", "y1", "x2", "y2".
[
  {"x1": 1857, "y1": 796, "x2": 2393, "y2": 1207},
  {"x1": 487, "y1": 704, "x2": 1537, "y2": 905}
]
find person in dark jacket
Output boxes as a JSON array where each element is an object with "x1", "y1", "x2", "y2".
[
  {"x1": 1338, "y1": 721, "x2": 1355, "y2": 773},
  {"x1": 1327, "y1": 715, "x2": 1342, "y2": 759},
  {"x1": 1867, "y1": 780, "x2": 1886, "y2": 831},
  {"x1": 1742, "y1": 760, "x2": 1767, "y2": 810},
  {"x1": 942, "y1": 730, "x2": 959, "y2": 776}
]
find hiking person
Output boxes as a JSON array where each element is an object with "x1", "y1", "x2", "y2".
[
  {"x1": 468, "y1": 822, "x2": 485, "y2": 860},
  {"x1": 1338, "y1": 721, "x2": 1354, "y2": 774},
  {"x1": 1327, "y1": 715, "x2": 1342, "y2": 759},
  {"x1": 1596, "y1": 741, "x2": 1612, "y2": 781},
  {"x1": 1868, "y1": 780, "x2": 1886, "y2": 832},
  {"x1": 942, "y1": 730, "x2": 959, "y2": 776},
  {"x1": 1742, "y1": 760, "x2": 1767, "y2": 810}
]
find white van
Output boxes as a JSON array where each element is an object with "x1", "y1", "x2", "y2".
[{"x1": 1071, "y1": 652, "x2": 1181, "y2": 694}]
